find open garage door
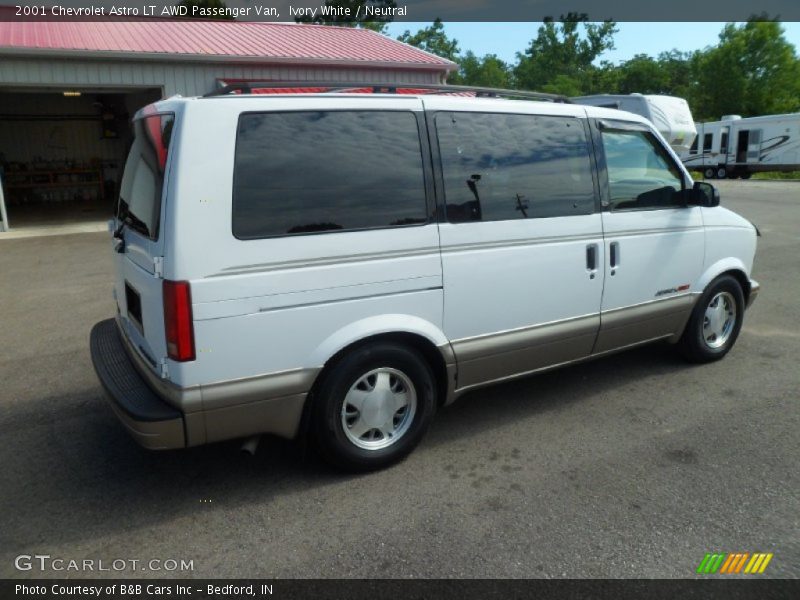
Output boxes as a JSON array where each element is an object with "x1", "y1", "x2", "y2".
[{"x1": 0, "y1": 87, "x2": 160, "y2": 234}]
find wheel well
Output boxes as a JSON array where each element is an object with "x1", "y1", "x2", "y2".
[
  {"x1": 721, "y1": 269, "x2": 751, "y2": 303},
  {"x1": 315, "y1": 332, "x2": 449, "y2": 407}
]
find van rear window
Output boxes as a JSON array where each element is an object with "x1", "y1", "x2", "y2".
[
  {"x1": 118, "y1": 113, "x2": 174, "y2": 241},
  {"x1": 232, "y1": 111, "x2": 428, "y2": 239}
]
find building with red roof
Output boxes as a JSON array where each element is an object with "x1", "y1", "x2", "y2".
[{"x1": 0, "y1": 16, "x2": 455, "y2": 230}]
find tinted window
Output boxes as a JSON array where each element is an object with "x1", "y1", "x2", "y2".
[
  {"x1": 601, "y1": 129, "x2": 684, "y2": 210},
  {"x1": 233, "y1": 111, "x2": 427, "y2": 238},
  {"x1": 720, "y1": 131, "x2": 728, "y2": 153},
  {"x1": 118, "y1": 114, "x2": 174, "y2": 240},
  {"x1": 689, "y1": 136, "x2": 699, "y2": 154},
  {"x1": 703, "y1": 133, "x2": 713, "y2": 152},
  {"x1": 435, "y1": 112, "x2": 595, "y2": 223}
]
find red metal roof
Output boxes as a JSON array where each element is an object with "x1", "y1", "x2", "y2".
[{"x1": 0, "y1": 18, "x2": 455, "y2": 71}]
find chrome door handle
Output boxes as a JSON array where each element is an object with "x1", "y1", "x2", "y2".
[
  {"x1": 609, "y1": 241, "x2": 620, "y2": 275},
  {"x1": 586, "y1": 244, "x2": 598, "y2": 279}
]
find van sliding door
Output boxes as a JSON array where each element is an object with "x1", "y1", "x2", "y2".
[{"x1": 426, "y1": 101, "x2": 604, "y2": 391}]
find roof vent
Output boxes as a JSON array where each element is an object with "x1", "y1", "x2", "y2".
[{"x1": 721, "y1": 115, "x2": 742, "y2": 121}]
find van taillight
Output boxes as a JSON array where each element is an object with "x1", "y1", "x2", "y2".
[{"x1": 163, "y1": 280, "x2": 195, "y2": 362}]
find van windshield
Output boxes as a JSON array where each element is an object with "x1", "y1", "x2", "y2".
[{"x1": 118, "y1": 113, "x2": 174, "y2": 240}]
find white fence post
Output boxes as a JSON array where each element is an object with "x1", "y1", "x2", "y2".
[{"x1": 0, "y1": 173, "x2": 9, "y2": 232}]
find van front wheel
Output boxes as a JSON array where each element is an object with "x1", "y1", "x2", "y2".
[
  {"x1": 312, "y1": 342, "x2": 436, "y2": 471},
  {"x1": 679, "y1": 275, "x2": 744, "y2": 363}
]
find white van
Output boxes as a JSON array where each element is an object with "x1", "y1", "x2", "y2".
[{"x1": 90, "y1": 84, "x2": 760, "y2": 471}]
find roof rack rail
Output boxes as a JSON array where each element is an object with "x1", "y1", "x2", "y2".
[{"x1": 203, "y1": 81, "x2": 571, "y2": 103}]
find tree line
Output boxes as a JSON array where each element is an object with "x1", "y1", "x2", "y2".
[
  {"x1": 396, "y1": 15, "x2": 800, "y2": 121},
  {"x1": 184, "y1": 0, "x2": 800, "y2": 121}
]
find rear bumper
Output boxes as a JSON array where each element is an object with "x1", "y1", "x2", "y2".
[
  {"x1": 90, "y1": 319, "x2": 186, "y2": 450},
  {"x1": 747, "y1": 279, "x2": 760, "y2": 309}
]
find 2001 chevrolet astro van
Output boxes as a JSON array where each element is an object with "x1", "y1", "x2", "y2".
[{"x1": 90, "y1": 83, "x2": 760, "y2": 471}]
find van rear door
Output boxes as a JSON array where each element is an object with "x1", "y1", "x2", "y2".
[{"x1": 113, "y1": 110, "x2": 175, "y2": 379}]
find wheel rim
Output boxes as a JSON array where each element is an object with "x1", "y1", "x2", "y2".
[
  {"x1": 340, "y1": 367, "x2": 417, "y2": 450},
  {"x1": 702, "y1": 291, "x2": 737, "y2": 349}
]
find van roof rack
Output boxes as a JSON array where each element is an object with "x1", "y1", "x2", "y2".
[{"x1": 203, "y1": 81, "x2": 570, "y2": 103}]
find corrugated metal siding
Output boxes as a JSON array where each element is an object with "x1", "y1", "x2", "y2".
[{"x1": 0, "y1": 57, "x2": 443, "y2": 96}]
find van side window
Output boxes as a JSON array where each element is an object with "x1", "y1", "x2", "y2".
[
  {"x1": 601, "y1": 129, "x2": 684, "y2": 210},
  {"x1": 434, "y1": 112, "x2": 595, "y2": 223},
  {"x1": 233, "y1": 111, "x2": 427, "y2": 239}
]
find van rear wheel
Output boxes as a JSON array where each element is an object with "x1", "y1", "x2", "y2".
[{"x1": 312, "y1": 342, "x2": 436, "y2": 471}]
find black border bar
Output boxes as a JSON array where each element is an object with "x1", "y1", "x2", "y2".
[{"x1": 3, "y1": 579, "x2": 799, "y2": 600}]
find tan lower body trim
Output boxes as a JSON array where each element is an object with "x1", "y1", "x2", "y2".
[
  {"x1": 595, "y1": 295, "x2": 698, "y2": 353},
  {"x1": 452, "y1": 315, "x2": 600, "y2": 391},
  {"x1": 448, "y1": 296, "x2": 699, "y2": 398},
  {"x1": 195, "y1": 393, "x2": 308, "y2": 445}
]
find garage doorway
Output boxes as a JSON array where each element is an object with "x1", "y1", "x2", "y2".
[{"x1": 0, "y1": 87, "x2": 161, "y2": 234}]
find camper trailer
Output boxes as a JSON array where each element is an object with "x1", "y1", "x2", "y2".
[
  {"x1": 572, "y1": 94, "x2": 697, "y2": 154},
  {"x1": 681, "y1": 113, "x2": 800, "y2": 179}
]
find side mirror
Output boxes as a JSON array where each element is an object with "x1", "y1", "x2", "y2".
[{"x1": 690, "y1": 181, "x2": 720, "y2": 207}]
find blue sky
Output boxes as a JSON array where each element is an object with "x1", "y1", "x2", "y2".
[{"x1": 385, "y1": 22, "x2": 800, "y2": 65}]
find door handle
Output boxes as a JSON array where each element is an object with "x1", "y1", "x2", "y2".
[
  {"x1": 586, "y1": 244, "x2": 598, "y2": 279},
  {"x1": 609, "y1": 241, "x2": 620, "y2": 274}
]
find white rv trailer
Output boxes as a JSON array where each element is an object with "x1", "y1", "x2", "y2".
[
  {"x1": 572, "y1": 94, "x2": 697, "y2": 154},
  {"x1": 681, "y1": 113, "x2": 800, "y2": 179}
]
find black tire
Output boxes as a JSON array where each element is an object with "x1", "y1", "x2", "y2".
[
  {"x1": 311, "y1": 342, "x2": 436, "y2": 472},
  {"x1": 716, "y1": 167, "x2": 728, "y2": 179},
  {"x1": 704, "y1": 167, "x2": 716, "y2": 179},
  {"x1": 679, "y1": 275, "x2": 745, "y2": 363}
]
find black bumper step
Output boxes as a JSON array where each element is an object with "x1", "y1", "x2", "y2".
[{"x1": 90, "y1": 318, "x2": 181, "y2": 423}]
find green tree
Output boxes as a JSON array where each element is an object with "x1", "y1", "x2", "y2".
[
  {"x1": 178, "y1": 0, "x2": 233, "y2": 19},
  {"x1": 616, "y1": 54, "x2": 670, "y2": 94},
  {"x1": 397, "y1": 18, "x2": 460, "y2": 62},
  {"x1": 457, "y1": 51, "x2": 511, "y2": 88},
  {"x1": 655, "y1": 50, "x2": 699, "y2": 101},
  {"x1": 294, "y1": 1, "x2": 397, "y2": 33},
  {"x1": 693, "y1": 19, "x2": 800, "y2": 119},
  {"x1": 584, "y1": 60, "x2": 621, "y2": 95},
  {"x1": 513, "y1": 13, "x2": 618, "y2": 95}
]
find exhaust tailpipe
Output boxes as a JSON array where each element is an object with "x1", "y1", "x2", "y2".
[{"x1": 240, "y1": 435, "x2": 261, "y2": 456}]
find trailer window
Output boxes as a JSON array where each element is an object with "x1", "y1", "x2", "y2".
[
  {"x1": 689, "y1": 136, "x2": 699, "y2": 154},
  {"x1": 703, "y1": 133, "x2": 713, "y2": 153}
]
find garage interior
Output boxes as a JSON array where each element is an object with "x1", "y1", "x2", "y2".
[{"x1": 0, "y1": 87, "x2": 160, "y2": 232}]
